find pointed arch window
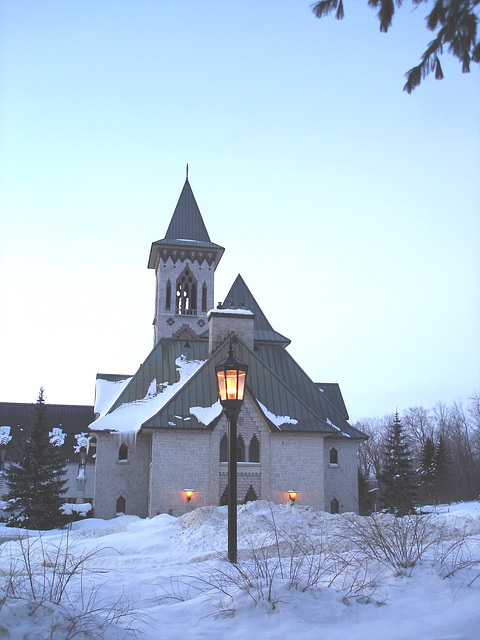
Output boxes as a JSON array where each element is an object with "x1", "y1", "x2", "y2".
[
  {"x1": 249, "y1": 434, "x2": 260, "y2": 463},
  {"x1": 118, "y1": 443, "x2": 128, "y2": 461},
  {"x1": 202, "y1": 282, "x2": 208, "y2": 313},
  {"x1": 329, "y1": 448, "x2": 338, "y2": 465},
  {"x1": 330, "y1": 498, "x2": 339, "y2": 514},
  {"x1": 166, "y1": 280, "x2": 172, "y2": 310},
  {"x1": 219, "y1": 434, "x2": 228, "y2": 462},
  {"x1": 176, "y1": 267, "x2": 197, "y2": 316},
  {"x1": 237, "y1": 434, "x2": 245, "y2": 462}
]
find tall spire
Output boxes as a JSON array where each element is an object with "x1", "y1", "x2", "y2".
[{"x1": 164, "y1": 179, "x2": 211, "y2": 243}]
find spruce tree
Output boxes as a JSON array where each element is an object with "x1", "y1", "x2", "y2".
[
  {"x1": 380, "y1": 412, "x2": 417, "y2": 516},
  {"x1": 4, "y1": 388, "x2": 68, "y2": 529},
  {"x1": 434, "y1": 435, "x2": 451, "y2": 504},
  {"x1": 418, "y1": 437, "x2": 436, "y2": 505}
]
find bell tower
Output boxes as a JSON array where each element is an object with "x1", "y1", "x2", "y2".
[{"x1": 148, "y1": 176, "x2": 224, "y2": 344}]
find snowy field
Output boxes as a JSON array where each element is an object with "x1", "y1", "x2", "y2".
[{"x1": 0, "y1": 501, "x2": 479, "y2": 640}]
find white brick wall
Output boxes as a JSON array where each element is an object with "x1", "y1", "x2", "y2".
[{"x1": 323, "y1": 439, "x2": 359, "y2": 513}]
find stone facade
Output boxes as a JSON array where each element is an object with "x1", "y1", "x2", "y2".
[{"x1": 93, "y1": 433, "x2": 150, "y2": 518}]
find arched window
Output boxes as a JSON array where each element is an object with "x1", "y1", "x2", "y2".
[
  {"x1": 219, "y1": 434, "x2": 228, "y2": 462},
  {"x1": 237, "y1": 434, "x2": 245, "y2": 462},
  {"x1": 329, "y1": 448, "x2": 338, "y2": 465},
  {"x1": 166, "y1": 280, "x2": 172, "y2": 310},
  {"x1": 119, "y1": 443, "x2": 128, "y2": 461},
  {"x1": 116, "y1": 496, "x2": 126, "y2": 514},
  {"x1": 249, "y1": 434, "x2": 260, "y2": 462},
  {"x1": 202, "y1": 282, "x2": 208, "y2": 312},
  {"x1": 330, "y1": 498, "x2": 339, "y2": 514},
  {"x1": 176, "y1": 267, "x2": 197, "y2": 315},
  {"x1": 243, "y1": 485, "x2": 258, "y2": 503}
]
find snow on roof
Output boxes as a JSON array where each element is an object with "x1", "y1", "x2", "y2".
[
  {"x1": 94, "y1": 377, "x2": 133, "y2": 417},
  {"x1": 257, "y1": 400, "x2": 298, "y2": 428},
  {"x1": 91, "y1": 356, "x2": 205, "y2": 435},
  {"x1": 189, "y1": 400, "x2": 222, "y2": 426},
  {"x1": 207, "y1": 308, "x2": 254, "y2": 317}
]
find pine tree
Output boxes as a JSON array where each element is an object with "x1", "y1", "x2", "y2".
[
  {"x1": 418, "y1": 437, "x2": 436, "y2": 505},
  {"x1": 4, "y1": 388, "x2": 68, "y2": 529},
  {"x1": 379, "y1": 412, "x2": 417, "y2": 516},
  {"x1": 434, "y1": 435, "x2": 451, "y2": 504}
]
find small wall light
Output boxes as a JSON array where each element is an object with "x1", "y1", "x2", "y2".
[
  {"x1": 184, "y1": 489, "x2": 194, "y2": 502},
  {"x1": 288, "y1": 490, "x2": 297, "y2": 504}
]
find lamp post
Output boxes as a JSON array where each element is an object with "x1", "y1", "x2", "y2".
[{"x1": 215, "y1": 342, "x2": 248, "y2": 564}]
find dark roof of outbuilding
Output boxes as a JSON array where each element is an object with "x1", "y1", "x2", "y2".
[
  {"x1": 221, "y1": 274, "x2": 291, "y2": 346},
  {"x1": 0, "y1": 402, "x2": 95, "y2": 463}
]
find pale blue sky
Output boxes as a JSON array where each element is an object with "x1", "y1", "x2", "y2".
[{"x1": 1, "y1": 1, "x2": 479, "y2": 421}]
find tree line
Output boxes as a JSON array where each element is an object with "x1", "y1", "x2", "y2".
[{"x1": 356, "y1": 393, "x2": 480, "y2": 514}]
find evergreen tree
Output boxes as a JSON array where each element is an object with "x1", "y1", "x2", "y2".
[
  {"x1": 358, "y1": 468, "x2": 374, "y2": 515},
  {"x1": 434, "y1": 435, "x2": 451, "y2": 504},
  {"x1": 379, "y1": 412, "x2": 417, "y2": 516},
  {"x1": 418, "y1": 437, "x2": 436, "y2": 504},
  {"x1": 4, "y1": 388, "x2": 68, "y2": 529}
]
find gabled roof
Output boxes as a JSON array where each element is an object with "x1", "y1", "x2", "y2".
[
  {"x1": 148, "y1": 179, "x2": 224, "y2": 269},
  {"x1": 221, "y1": 275, "x2": 291, "y2": 346},
  {"x1": 90, "y1": 332, "x2": 365, "y2": 439}
]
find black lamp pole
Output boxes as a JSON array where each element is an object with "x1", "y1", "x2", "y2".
[
  {"x1": 226, "y1": 403, "x2": 240, "y2": 563},
  {"x1": 215, "y1": 343, "x2": 248, "y2": 564}
]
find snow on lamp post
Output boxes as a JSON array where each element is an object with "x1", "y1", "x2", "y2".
[{"x1": 215, "y1": 342, "x2": 248, "y2": 564}]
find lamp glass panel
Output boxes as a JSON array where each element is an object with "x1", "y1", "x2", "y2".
[
  {"x1": 217, "y1": 371, "x2": 227, "y2": 401},
  {"x1": 226, "y1": 369, "x2": 238, "y2": 400},
  {"x1": 237, "y1": 370, "x2": 246, "y2": 401}
]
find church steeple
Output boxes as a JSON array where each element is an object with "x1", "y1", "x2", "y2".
[
  {"x1": 163, "y1": 178, "x2": 212, "y2": 244},
  {"x1": 148, "y1": 178, "x2": 224, "y2": 345}
]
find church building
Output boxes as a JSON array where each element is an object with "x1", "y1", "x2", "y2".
[{"x1": 90, "y1": 177, "x2": 366, "y2": 518}]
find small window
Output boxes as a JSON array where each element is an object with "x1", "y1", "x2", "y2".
[
  {"x1": 166, "y1": 280, "x2": 172, "y2": 310},
  {"x1": 329, "y1": 448, "x2": 338, "y2": 465},
  {"x1": 116, "y1": 496, "x2": 126, "y2": 514},
  {"x1": 119, "y1": 443, "x2": 128, "y2": 461},
  {"x1": 249, "y1": 434, "x2": 260, "y2": 463},
  {"x1": 202, "y1": 282, "x2": 207, "y2": 312},
  {"x1": 330, "y1": 498, "x2": 339, "y2": 514}
]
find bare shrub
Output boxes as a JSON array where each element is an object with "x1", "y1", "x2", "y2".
[
  {"x1": 340, "y1": 513, "x2": 438, "y2": 576},
  {"x1": 0, "y1": 530, "x2": 141, "y2": 639}
]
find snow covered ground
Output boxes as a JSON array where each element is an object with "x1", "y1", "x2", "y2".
[{"x1": 0, "y1": 501, "x2": 479, "y2": 640}]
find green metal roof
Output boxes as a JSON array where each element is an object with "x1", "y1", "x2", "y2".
[
  {"x1": 221, "y1": 275, "x2": 291, "y2": 346},
  {"x1": 165, "y1": 179, "x2": 212, "y2": 242},
  {"x1": 142, "y1": 336, "x2": 336, "y2": 433}
]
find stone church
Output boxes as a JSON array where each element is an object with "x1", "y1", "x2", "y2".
[{"x1": 90, "y1": 177, "x2": 366, "y2": 519}]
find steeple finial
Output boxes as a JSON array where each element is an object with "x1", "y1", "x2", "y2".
[{"x1": 186, "y1": 163, "x2": 189, "y2": 181}]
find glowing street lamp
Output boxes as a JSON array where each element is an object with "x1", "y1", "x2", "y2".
[{"x1": 215, "y1": 342, "x2": 248, "y2": 563}]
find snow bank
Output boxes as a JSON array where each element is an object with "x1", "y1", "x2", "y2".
[{"x1": 0, "y1": 501, "x2": 479, "y2": 640}]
